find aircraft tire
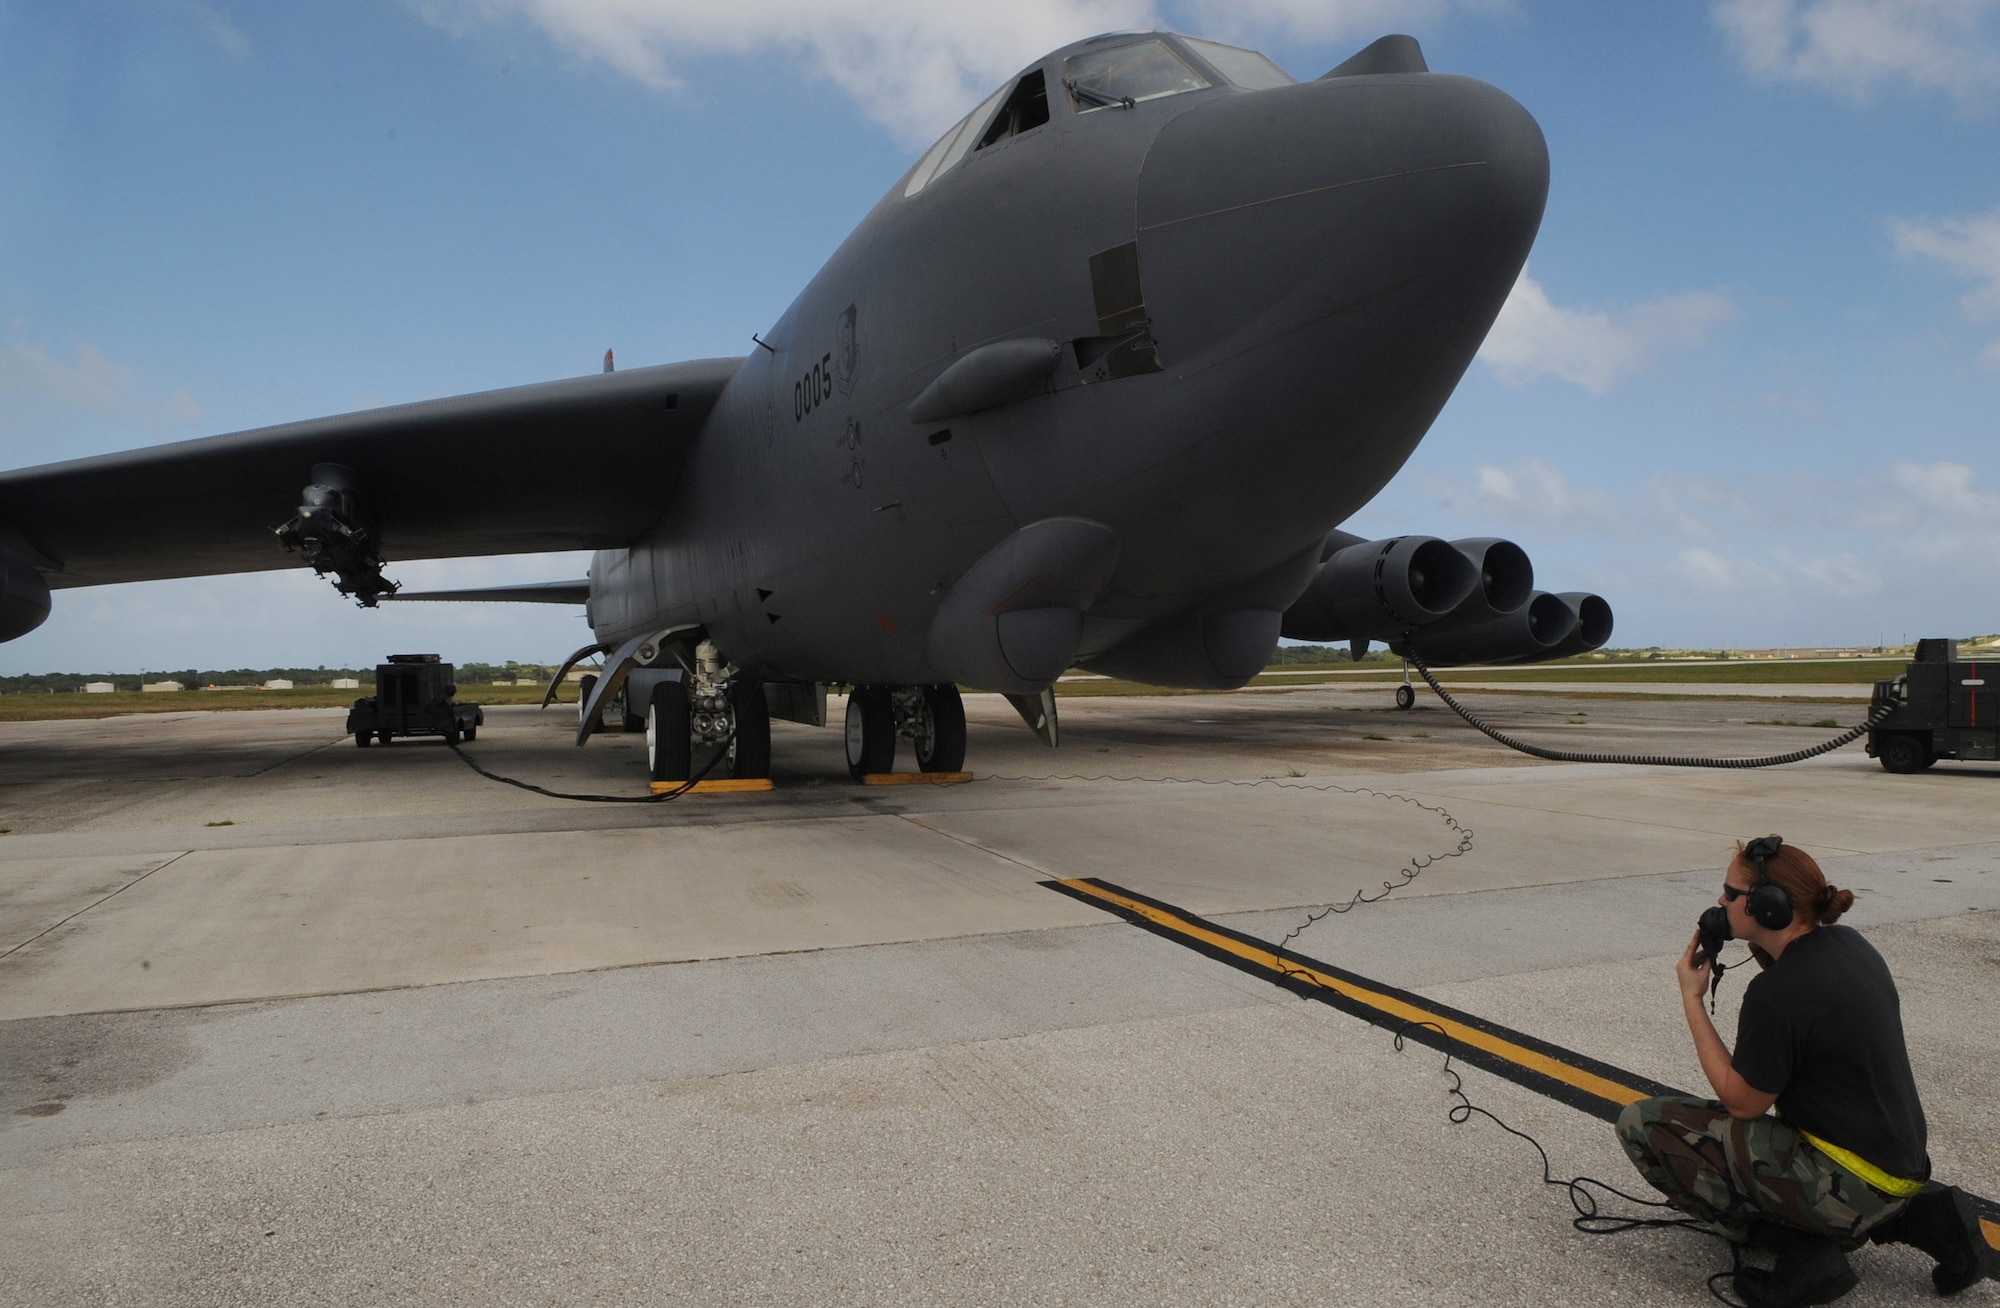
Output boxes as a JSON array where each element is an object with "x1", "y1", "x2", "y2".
[
  {"x1": 845, "y1": 686, "x2": 895, "y2": 780},
  {"x1": 916, "y1": 684, "x2": 966, "y2": 773},
  {"x1": 1395, "y1": 684, "x2": 1416, "y2": 710},
  {"x1": 648, "y1": 678, "x2": 692, "y2": 782},
  {"x1": 578, "y1": 673, "x2": 599, "y2": 735},
  {"x1": 728, "y1": 679, "x2": 771, "y2": 779}
]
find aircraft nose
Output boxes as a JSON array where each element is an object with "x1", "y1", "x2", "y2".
[{"x1": 1135, "y1": 71, "x2": 1549, "y2": 372}]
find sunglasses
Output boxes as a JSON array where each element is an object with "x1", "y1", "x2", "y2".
[{"x1": 1721, "y1": 884, "x2": 1754, "y2": 903}]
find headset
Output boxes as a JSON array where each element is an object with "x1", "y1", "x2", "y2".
[{"x1": 1740, "y1": 834, "x2": 1796, "y2": 931}]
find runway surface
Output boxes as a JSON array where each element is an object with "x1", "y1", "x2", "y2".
[{"x1": 3, "y1": 685, "x2": 1995, "y2": 1306}]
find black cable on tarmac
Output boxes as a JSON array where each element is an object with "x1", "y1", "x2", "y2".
[
  {"x1": 1410, "y1": 657, "x2": 1902, "y2": 769},
  {"x1": 445, "y1": 730, "x2": 735, "y2": 803}
]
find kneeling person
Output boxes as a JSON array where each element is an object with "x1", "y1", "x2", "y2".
[{"x1": 1615, "y1": 836, "x2": 1986, "y2": 1307}]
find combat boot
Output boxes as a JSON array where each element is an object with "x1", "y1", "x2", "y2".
[
  {"x1": 1868, "y1": 1185, "x2": 1987, "y2": 1296},
  {"x1": 1736, "y1": 1223, "x2": 1858, "y2": 1308}
]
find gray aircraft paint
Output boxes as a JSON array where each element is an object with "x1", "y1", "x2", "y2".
[{"x1": 0, "y1": 31, "x2": 1556, "y2": 700}]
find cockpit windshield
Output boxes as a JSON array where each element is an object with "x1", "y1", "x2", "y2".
[
  {"x1": 1179, "y1": 37, "x2": 1295, "y2": 90},
  {"x1": 1064, "y1": 39, "x2": 1208, "y2": 113},
  {"x1": 904, "y1": 80, "x2": 1014, "y2": 198}
]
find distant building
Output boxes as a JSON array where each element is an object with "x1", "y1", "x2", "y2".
[
  {"x1": 81, "y1": 682, "x2": 115, "y2": 693},
  {"x1": 141, "y1": 681, "x2": 185, "y2": 693},
  {"x1": 330, "y1": 677, "x2": 361, "y2": 689},
  {"x1": 263, "y1": 679, "x2": 294, "y2": 690}
]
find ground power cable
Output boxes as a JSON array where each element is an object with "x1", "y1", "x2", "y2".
[
  {"x1": 1391, "y1": 1021, "x2": 1749, "y2": 1306},
  {"x1": 1410, "y1": 657, "x2": 1903, "y2": 769},
  {"x1": 446, "y1": 729, "x2": 736, "y2": 803}
]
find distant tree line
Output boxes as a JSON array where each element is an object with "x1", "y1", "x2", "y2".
[{"x1": 0, "y1": 659, "x2": 557, "y2": 695}]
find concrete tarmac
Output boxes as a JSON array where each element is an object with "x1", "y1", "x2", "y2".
[{"x1": 2, "y1": 686, "x2": 1995, "y2": 1306}]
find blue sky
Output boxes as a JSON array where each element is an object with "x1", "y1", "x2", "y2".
[{"x1": 2, "y1": 0, "x2": 1997, "y2": 674}]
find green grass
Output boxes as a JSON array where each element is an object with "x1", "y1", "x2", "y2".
[
  {"x1": 1244, "y1": 658, "x2": 1906, "y2": 686},
  {"x1": 0, "y1": 681, "x2": 577, "y2": 722}
]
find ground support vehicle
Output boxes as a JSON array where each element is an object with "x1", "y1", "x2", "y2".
[
  {"x1": 1867, "y1": 639, "x2": 1995, "y2": 773},
  {"x1": 346, "y1": 654, "x2": 483, "y2": 746}
]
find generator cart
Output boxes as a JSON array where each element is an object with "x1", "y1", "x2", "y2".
[
  {"x1": 346, "y1": 654, "x2": 483, "y2": 747},
  {"x1": 1866, "y1": 638, "x2": 1995, "y2": 773}
]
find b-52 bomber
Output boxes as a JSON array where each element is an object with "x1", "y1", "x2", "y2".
[{"x1": 0, "y1": 31, "x2": 1610, "y2": 782}]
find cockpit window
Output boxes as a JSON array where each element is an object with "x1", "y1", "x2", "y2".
[
  {"x1": 1064, "y1": 39, "x2": 1209, "y2": 113},
  {"x1": 978, "y1": 70, "x2": 1050, "y2": 149},
  {"x1": 904, "y1": 80, "x2": 1013, "y2": 198},
  {"x1": 1179, "y1": 38, "x2": 1295, "y2": 90}
]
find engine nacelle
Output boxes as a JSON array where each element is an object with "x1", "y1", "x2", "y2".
[
  {"x1": 1418, "y1": 537, "x2": 1534, "y2": 634},
  {"x1": 1507, "y1": 592, "x2": 1613, "y2": 663},
  {"x1": 1395, "y1": 590, "x2": 1575, "y2": 664},
  {"x1": 1279, "y1": 534, "x2": 1479, "y2": 643},
  {"x1": 0, "y1": 545, "x2": 52, "y2": 643}
]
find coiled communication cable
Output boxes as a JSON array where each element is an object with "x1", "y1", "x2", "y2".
[{"x1": 1410, "y1": 657, "x2": 1903, "y2": 769}]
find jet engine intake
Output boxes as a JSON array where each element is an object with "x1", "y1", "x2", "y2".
[
  {"x1": 1507, "y1": 592, "x2": 1612, "y2": 663},
  {"x1": 0, "y1": 544, "x2": 52, "y2": 642},
  {"x1": 1280, "y1": 533, "x2": 1478, "y2": 643},
  {"x1": 1419, "y1": 537, "x2": 1534, "y2": 634},
  {"x1": 1394, "y1": 589, "x2": 1575, "y2": 664}
]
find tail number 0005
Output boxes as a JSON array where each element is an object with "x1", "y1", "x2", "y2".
[{"x1": 794, "y1": 352, "x2": 833, "y2": 423}]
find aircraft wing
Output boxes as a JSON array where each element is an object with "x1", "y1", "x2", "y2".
[{"x1": 0, "y1": 357, "x2": 741, "y2": 591}]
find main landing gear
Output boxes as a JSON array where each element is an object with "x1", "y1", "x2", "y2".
[
  {"x1": 844, "y1": 684, "x2": 966, "y2": 780},
  {"x1": 1395, "y1": 660, "x2": 1416, "y2": 710},
  {"x1": 644, "y1": 643, "x2": 772, "y2": 784}
]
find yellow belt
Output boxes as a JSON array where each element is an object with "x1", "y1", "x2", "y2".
[{"x1": 1799, "y1": 1129, "x2": 1926, "y2": 1198}]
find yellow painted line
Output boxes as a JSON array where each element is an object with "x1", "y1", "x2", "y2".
[
  {"x1": 1056, "y1": 878, "x2": 1649, "y2": 1110},
  {"x1": 862, "y1": 771, "x2": 974, "y2": 786},
  {"x1": 648, "y1": 778, "x2": 775, "y2": 794}
]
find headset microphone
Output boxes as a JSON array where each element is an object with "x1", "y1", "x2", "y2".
[{"x1": 1692, "y1": 834, "x2": 1794, "y2": 1011}]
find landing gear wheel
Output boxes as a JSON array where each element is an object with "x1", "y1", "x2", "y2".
[
  {"x1": 578, "y1": 673, "x2": 600, "y2": 735},
  {"x1": 647, "y1": 678, "x2": 692, "y2": 782},
  {"x1": 1395, "y1": 683, "x2": 1416, "y2": 710},
  {"x1": 845, "y1": 686, "x2": 895, "y2": 780},
  {"x1": 1878, "y1": 733, "x2": 1927, "y2": 774},
  {"x1": 727, "y1": 678, "x2": 771, "y2": 779},
  {"x1": 915, "y1": 684, "x2": 966, "y2": 773}
]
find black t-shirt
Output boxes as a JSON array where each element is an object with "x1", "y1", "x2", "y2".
[{"x1": 1732, "y1": 925, "x2": 1929, "y2": 1181}]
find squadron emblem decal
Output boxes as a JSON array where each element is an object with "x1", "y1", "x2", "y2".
[{"x1": 835, "y1": 303, "x2": 859, "y2": 397}]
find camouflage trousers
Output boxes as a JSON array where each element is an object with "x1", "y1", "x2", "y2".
[{"x1": 1616, "y1": 1095, "x2": 1909, "y2": 1243}]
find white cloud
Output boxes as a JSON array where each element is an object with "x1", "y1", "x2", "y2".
[
  {"x1": 1773, "y1": 548, "x2": 1882, "y2": 596},
  {"x1": 1647, "y1": 474, "x2": 1755, "y2": 540},
  {"x1": 185, "y1": 2, "x2": 252, "y2": 60},
  {"x1": 1442, "y1": 458, "x2": 1622, "y2": 531},
  {"x1": 409, "y1": 1, "x2": 1501, "y2": 142},
  {"x1": 1176, "y1": 0, "x2": 1512, "y2": 46},
  {"x1": 1477, "y1": 270, "x2": 1735, "y2": 394},
  {"x1": 1670, "y1": 547, "x2": 1767, "y2": 590},
  {"x1": 1668, "y1": 546, "x2": 1879, "y2": 596},
  {"x1": 1713, "y1": 0, "x2": 2000, "y2": 104},
  {"x1": 0, "y1": 330, "x2": 202, "y2": 433},
  {"x1": 1890, "y1": 204, "x2": 2000, "y2": 363}
]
